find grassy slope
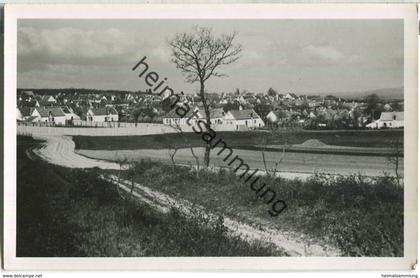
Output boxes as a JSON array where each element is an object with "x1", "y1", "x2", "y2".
[
  {"x1": 108, "y1": 160, "x2": 404, "y2": 257},
  {"x1": 74, "y1": 129, "x2": 404, "y2": 151},
  {"x1": 17, "y1": 136, "x2": 282, "y2": 257}
]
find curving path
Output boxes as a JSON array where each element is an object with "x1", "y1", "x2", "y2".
[{"x1": 32, "y1": 135, "x2": 121, "y2": 169}]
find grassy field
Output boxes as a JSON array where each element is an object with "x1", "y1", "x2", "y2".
[
  {"x1": 78, "y1": 147, "x2": 403, "y2": 177},
  {"x1": 17, "y1": 136, "x2": 281, "y2": 256},
  {"x1": 105, "y1": 159, "x2": 404, "y2": 257},
  {"x1": 74, "y1": 129, "x2": 404, "y2": 151}
]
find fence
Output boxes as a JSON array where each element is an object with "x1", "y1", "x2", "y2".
[
  {"x1": 17, "y1": 121, "x2": 255, "y2": 137},
  {"x1": 17, "y1": 122, "x2": 175, "y2": 137},
  {"x1": 18, "y1": 120, "x2": 164, "y2": 128},
  {"x1": 17, "y1": 120, "x2": 268, "y2": 136}
]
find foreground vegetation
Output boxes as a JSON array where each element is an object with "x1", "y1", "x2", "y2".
[
  {"x1": 17, "y1": 136, "x2": 281, "y2": 256},
  {"x1": 74, "y1": 129, "x2": 403, "y2": 151},
  {"x1": 110, "y1": 159, "x2": 404, "y2": 257},
  {"x1": 18, "y1": 135, "x2": 404, "y2": 257}
]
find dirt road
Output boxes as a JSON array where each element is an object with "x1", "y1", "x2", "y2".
[
  {"x1": 77, "y1": 146, "x2": 403, "y2": 177},
  {"x1": 32, "y1": 135, "x2": 121, "y2": 169}
]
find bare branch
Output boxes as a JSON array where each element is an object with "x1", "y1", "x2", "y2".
[
  {"x1": 168, "y1": 26, "x2": 242, "y2": 85},
  {"x1": 166, "y1": 121, "x2": 201, "y2": 172},
  {"x1": 168, "y1": 26, "x2": 241, "y2": 167}
]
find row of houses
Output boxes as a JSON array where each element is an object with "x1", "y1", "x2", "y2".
[
  {"x1": 17, "y1": 106, "x2": 118, "y2": 125},
  {"x1": 162, "y1": 107, "x2": 265, "y2": 131},
  {"x1": 17, "y1": 89, "x2": 403, "y2": 130},
  {"x1": 17, "y1": 104, "x2": 264, "y2": 132},
  {"x1": 17, "y1": 106, "x2": 79, "y2": 125}
]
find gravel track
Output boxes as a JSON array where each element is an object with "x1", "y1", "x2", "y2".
[{"x1": 32, "y1": 135, "x2": 121, "y2": 169}]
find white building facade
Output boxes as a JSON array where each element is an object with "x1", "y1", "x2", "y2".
[
  {"x1": 163, "y1": 108, "x2": 265, "y2": 131},
  {"x1": 366, "y1": 112, "x2": 404, "y2": 129},
  {"x1": 87, "y1": 107, "x2": 119, "y2": 122}
]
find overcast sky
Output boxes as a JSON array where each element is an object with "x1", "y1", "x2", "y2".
[{"x1": 17, "y1": 19, "x2": 403, "y2": 95}]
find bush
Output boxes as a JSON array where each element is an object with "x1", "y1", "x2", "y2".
[{"x1": 270, "y1": 174, "x2": 403, "y2": 256}]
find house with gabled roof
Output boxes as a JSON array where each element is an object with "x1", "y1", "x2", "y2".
[
  {"x1": 61, "y1": 106, "x2": 81, "y2": 122},
  {"x1": 224, "y1": 109, "x2": 265, "y2": 130},
  {"x1": 38, "y1": 95, "x2": 57, "y2": 106},
  {"x1": 366, "y1": 111, "x2": 404, "y2": 129},
  {"x1": 284, "y1": 93, "x2": 299, "y2": 100},
  {"x1": 87, "y1": 107, "x2": 119, "y2": 122},
  {"x1": 31, "y1": 107, "x2": 67, "y2": 125},
  {"x1": 266, "y1": 109, "x2": 288, "y2": 124},
  {"x1": 162, "y1": 106, "x2": 265, "y2": 131}
]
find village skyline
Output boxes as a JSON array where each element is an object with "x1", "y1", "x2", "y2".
[{"x1": 16, "y1": 85, "x2": 404, "y2": 100}]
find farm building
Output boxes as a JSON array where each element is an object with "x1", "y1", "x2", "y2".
[
  {"x1": 366, "y1": 111, "x2": 404, "y2": 129},
  {"x1": 30, "y1": 107, "x2": 67, "y2": 125},
  {"x1": 224, "y1": 109, "x2": 265, "y2": 130},
  {"x1": 87, "y1": 107, "x2": 119, "y2": 122}
]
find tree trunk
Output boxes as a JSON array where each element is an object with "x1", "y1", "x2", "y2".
[
  {"x1": 204, "y1": 143, "x2": 211, "y2": 167},
  {"x1": 130, "y1": 178, "x2": 135, "y2": 197},
  {"x1": 199, "y1": 80, "x2": 211, "y2": 167}
]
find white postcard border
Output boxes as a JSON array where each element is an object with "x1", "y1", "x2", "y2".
[{"x1": 3, "y1": 3, "x2": 418, "y2": 270}]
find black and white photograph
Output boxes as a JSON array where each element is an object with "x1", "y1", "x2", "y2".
[{"x1": 3, "y1": 4, "x2": 418, "y2": 271}]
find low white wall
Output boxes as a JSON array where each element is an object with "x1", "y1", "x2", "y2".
[
  {"x1": 17, "y1": 122, "x2": 260, "y2": 137},
  {"x1": 17, "y1": 124, "x2": 174, "y2": 136}
]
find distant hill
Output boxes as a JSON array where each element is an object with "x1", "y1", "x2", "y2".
[
  {"x1": 17, "y1": 88, "x2": 139, "y2": 96},
  {"x1": 18, "y1": 86, "x2": 404, "y2": 101},
  {"x1": 360, "y1": 87, "x2": 404, "y2": 100},
  {"x1": 315, "y1": 87, "x2": 404, "y2": 101}
]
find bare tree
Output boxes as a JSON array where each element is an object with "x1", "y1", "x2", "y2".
[
  {"x1": 116, "y1": 156, "x2": 128, "y2": 193},
  {"x1": 168, "y1": 147, "x2": 178, "y2": 169},
  {"x1": 167, "y1": 145, "x2": 179, "y2": 170},
  {"x1": 167, "y1": 121, "x2": 201, "y2": 173},
  {"x1": 261, "y1": 126, "x2": 287, "y2": 177},
  {"x1": 158, "y1": 129, "x2": 180, "y2": 170},
  {"x1": 387, "y1": 138, "x2": 402, "y2": 185},
  {"x1": 126, "y1": 162, "x2": 137, "y2": 197},
  {"x1": 169, "y1": 26, "x2": 242, "y2": 167}
]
